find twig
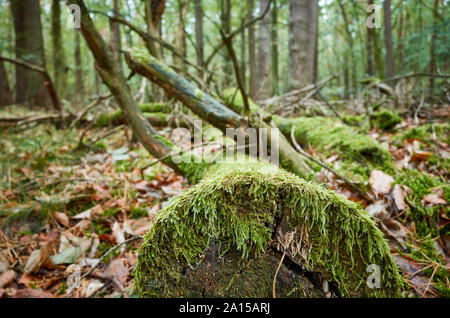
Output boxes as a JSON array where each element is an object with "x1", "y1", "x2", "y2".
[{"x1": 273, "y1": 252, "x2": 285, "y2": 298}]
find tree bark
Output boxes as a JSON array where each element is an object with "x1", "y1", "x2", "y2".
[
  {"x1": 257, "y1": 0, "x2": 271, "y2": 100},
  {"x1": 248, "y1": 0, "x2": 257, "y2": 99},
  {"x1": 110, "y1": 0, "x2": 122, "y2": 68},
  {"x1": 271, "y1": 0, "x2": 279, "y2": 96},
  {"x1": 51, "y1": 0, "x2": 66, "y2": 97},
  {"x1": 0, "y1": 61, "x2": 13, "y2": 106},
  {"x1": 383, "y1": 0, "x2": 394, "y2": 82},
  {"x1": 429, "y1": 0, "x2": 439, "y2": 96},
  {"x1": 10, "y1": 0, "x2": 51, "y2": 108},
  {"x1": 194, "y1": 0, "x2": 204, "y2": 80},
  {"x1": 221, "y1": 0, "x2": 232, "y2": 87},
  {"x1": 75, "y1": 29, "x2": 84, "y2": 101},
  {"x1": 174, "y1": 0, "x2": 189, "y2": 71},
  {"x1": 288, "y1": 0, "x2": 317, "y2": 90}
]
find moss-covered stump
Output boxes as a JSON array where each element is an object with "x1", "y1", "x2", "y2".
[
  {"x1": 134, "y1": 161, "x2": 402, "y2": 297},
  {"x1": 274, "y1": 116, "x2": 391, "y2": 164}
]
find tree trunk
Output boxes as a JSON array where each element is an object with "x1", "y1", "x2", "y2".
[
  {"x1": 288, "y1": 0, "x2": 317, "y2": 90},
  {"x1": 383, "y1": 0, "x2": 394, "y2": 81},
  {"x1": 75, "y1": 29, "x2": 84, "y2": 101},
  {"x1": 194, "y1": 0, "x2": 204, "y2": 80},
  {"x1": 248, "y1": 0, "x2": 257, "y2": 99},
  {"x1": 271, "y1": 0, "x2": 279, "y2": 96},
  {"x1": 256, "y1": 0, "x2": 271, "y2": 100},
  {"x1": 0, "y1": 61, "x2": 13, "y2": 106},
  {"x1": 10, "y1": 0, "x2": 51, "y2": 108},
  {"x1": 221, "y1": 0, "x2": 232, "y2": 87},
  {"x1": 429, "y1": 0, "x2": 439, "y2": 96},
  {"x1": 110, "y1": 0, "x2": 122, "y2": 68},
  {"x1": 174, "y1": 0, "x2": 189, "y2": 71},
  {"x1": 51, "y1": 0, "x2": 66, "y2": 97}
]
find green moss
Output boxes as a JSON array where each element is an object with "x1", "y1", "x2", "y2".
[
  {"x1": 274, "y1": 116, "x2": 391, "y2": 165},
  {"x1": 395, "y1": 123, "x2": 450, "y2": 145},
  {"x1": 343, "y1": 114, "x2": 366, "y2": 127},
  {"x1": 96, "y1": 104, "x2": 169, "y2": 127},
  {"x1": 134, "y1": 160, "x2": 402, "y2": 297},
  {"x1": 221, "y1": 87, "x2": 260, "y2": 114},
  {"x1": 372, "y1": 110, "x2": 402, "y2": 131}
]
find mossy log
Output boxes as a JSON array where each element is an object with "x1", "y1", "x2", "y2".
[
  {"x1": 134, "y1": 161, "x2": 403, "y2": 297},
  {"x1": 274, "y1": 116, "x2": 392, "y2": 164}
]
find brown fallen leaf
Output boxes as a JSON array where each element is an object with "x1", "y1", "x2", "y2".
[
  {"x1": 54, "y1": 212, "x2": 70, "y2": 227},
  {"x1": 392, "y1": 184, "x2": 406, "y2": 211},
  {"x1": 14, "y1": 288, "x2": 55, "y2": 298},
  {"x1": 102, "y1": 258, "x2": 129, "y2": 287},
  {"x1": 423, "y1": 187, "x2": 447, "y2": 205},
  {"x1": 23, "y1": 238, "x2": 58, "y2": 274},
  {"x1": 369, "y1": 170, "x2": 394, "y2": 196},
  {"x1": 411, "y1": 150, "x2": 432, "y2": 162},
  {"x1": 0, "y1": 270, "x2": 15, "y2": 288}
]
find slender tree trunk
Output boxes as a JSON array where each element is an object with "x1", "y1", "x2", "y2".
[
  {"x1": 75, "y1": 30, "x2": 84, "y2": 101},
  {"x1": 338, "y1": 0, "x2": 356, "y2": 93},
  {"x1": 257, "y1": 0, "x2": 271, "y2": 99},
  {"x1": 429, "y1": 0, "x2": 439, "y2": 96},
  {"x1": 10, "y1": 0, "x2": 51, "y2": 108},
  {"x1": 248, "y1": 0, "x2": 257, "y2": 99},
  {"x1": 309, "y1": 0, "x2": 319, "y2": 83},
  {"x1": 110, "y1": 0, "x2": 122, "y2": 68},
  {"x1": 194, "y1": 0, "x2": 204, "y2": 80},
  {"x1": 221, "y1": 0, "x2": 232, "y2": 86},
  {"x1": 51, "y1": 0, "x2": 66, "y2": 97},
  {"x1": 271, "y1": 0, "x2": 279, "y2": 96},
  {"x1": 396, "y1": 0, "x2": 403, "y2": 73},
  {"x1": 383, "y1": 0, "x2": 394, "y2": 81},
  {"x1": 240, "y1": 13, "x2": 246, "y2": 92},
  {"x1": 0, "y1": 61, "x2": 13, "y2": 106},
  {"x1": 288, "y1": 0, "x2": 317, "y2": 90},
  {"x1": 174, "y1": 0, "x2": 189, "y2": 71}
]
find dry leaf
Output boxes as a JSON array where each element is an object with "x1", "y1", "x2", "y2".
[
  {"x1": 365, "y1": 200, "x2": 388, "y2": 219},
  {"x1": 392, "y1": 184, "x2": 406, "y2": 211},
  {"x1": 54, "y1": 212, "x2": 70, "y2": 227},
  {"x1": 14, "y1": 288, "x2": 55, "y2": 298},
  {"x1": 411, "y1": 150, "x2": 432, "y2": 162},
  {"x1": 423, "y1": 187, "x2": 447, "y2": 205},
  {"x1": 369, "y1": 170, "x2": 394, "y2": 196},
  {"x1": 0, "y1": 270, "x2": 15, "y2": 288}
]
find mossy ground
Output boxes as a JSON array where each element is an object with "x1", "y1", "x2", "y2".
[{"x1": 134, "y1": 160, "x2": 403, "y2": 297}]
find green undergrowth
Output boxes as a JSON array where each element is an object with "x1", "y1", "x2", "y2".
[
  {"x1": 397, "y1": 169, "x2": 449, "y2": 238},
  {"x1": 274, "y1": 116, "x2": 391, "y2": 165},
  {"x1": 393, "y1": 123, "x2": 450, "y2": 146},
  {"x1": 221, "y1": 87, "x2": 260, "y2": 114},
  {"x1": 371, "y1": 110, "x2": 403, "y2": 131},
  {"x1": 134, "y1": 160, "x2": 403, "y2": 297},
  {"x1": 96, "y1": 103, "x2": 169, "y2": 127}
]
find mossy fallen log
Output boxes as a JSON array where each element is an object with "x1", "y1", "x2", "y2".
[
  {"x1": 134, "y1": 160, "x2": 403, "y2": 297},
  {"x1": 274, "y1": 116, "x2": 392, "y2": 164}
]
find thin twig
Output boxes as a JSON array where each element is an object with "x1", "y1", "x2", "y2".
[{"x1": 273, "y1": 252, "x2": 285, "y2": 298}]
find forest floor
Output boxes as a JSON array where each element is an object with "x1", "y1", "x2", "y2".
[{"x1": 0, "y1": 103, "x2": 448, "y2": 298}]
